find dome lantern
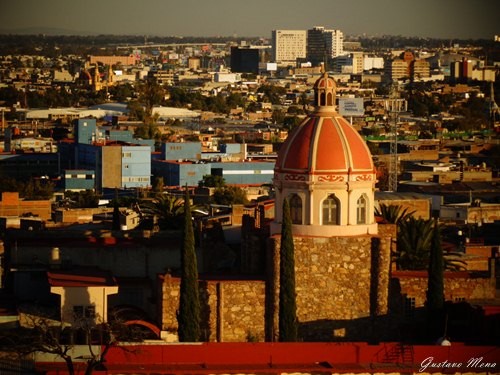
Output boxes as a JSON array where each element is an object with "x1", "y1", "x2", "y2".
[{"x1": 272, "y1": 72, "x2": 377, "y2": 237}]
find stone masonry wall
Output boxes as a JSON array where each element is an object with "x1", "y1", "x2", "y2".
[
  {"x1": 160, "y1": 274, "x2": 266, "y2": 342},
  {"x1": 268, "y1": 230, "x2": 393, "y2": 342},
  {"x1": 393, "y1": 270, "x2": 496, "y2": 308}
]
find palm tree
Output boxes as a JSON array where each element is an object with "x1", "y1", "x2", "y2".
[
  {"x1": 143, "y1": 194, "x2": 185, "y2": 230},
  {"x1": 396, "y1": 217, "x2": 434, "y2": 270},
  {"x1": 375, "y1": 203, "x2": 415, "y2": 224},
  {"x1": 395, "y1": 216, "x2": 467, "y2": 271}
]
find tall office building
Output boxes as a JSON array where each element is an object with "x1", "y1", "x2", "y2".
[
  {"x1": 307, "y1": 26, "x2": 344, "y2": 67},
  {"x1": 271, "y1": 30, "x2": 307, "y2": 67},
  {"x1": 230, "y1": 47, "x2": 260, "y2": 74}
]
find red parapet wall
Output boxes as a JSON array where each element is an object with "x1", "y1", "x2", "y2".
[{"x1": 35, "y1": 342, "x2": 500, "y2": 374}]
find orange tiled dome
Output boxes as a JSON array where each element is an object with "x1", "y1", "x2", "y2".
[{"x1": 275, "y1": 114, "x2": 374, "y2": 177}]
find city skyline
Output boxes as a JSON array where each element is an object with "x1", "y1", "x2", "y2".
[{"x1": 0, "y1": 0, "x2": 498, "y2": 40}]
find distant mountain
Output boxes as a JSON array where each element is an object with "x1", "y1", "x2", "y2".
[{"x1": 0, "y1": 26, "x2": 96, "y2": 36}]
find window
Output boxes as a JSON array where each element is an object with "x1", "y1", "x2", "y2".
[
  {"x1": 322, "y1": 194, "x2": 339, "y2": 225},
  {"x1": 327, "y1": 92, "x2": 333, "y2": 106},
  {"x1": 320, "y1": 92, "x2": 326, "y2": 106},
  {"x1": 356, "y1": 195, "x2": 367, "y2": 224},
  {"x1": 73, "y1": 305, "x2": 96, "y2": 319},
  {"x1": 289, "y1": 194, "x2": 302, "y2": 225}
]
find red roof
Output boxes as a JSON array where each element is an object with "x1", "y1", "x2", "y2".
[{"x1": 47, "y1": 268, "x2": 117, "y2": 287}]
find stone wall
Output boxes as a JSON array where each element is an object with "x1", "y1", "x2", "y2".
[
  {"x1": 267, "y1": 229, "x2": 393, "y2": 342},
  {"x1": 159, "y1": 274, "x2": 266, "y2": 342},
  {"x1": 393, "y1": 269, "x2": 496, "y2": 308}
]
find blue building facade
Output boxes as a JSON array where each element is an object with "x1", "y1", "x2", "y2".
[
  {"x1": 152, "y1": 160, "x2": 210, "y2": 187},
  {"x1": 161, "y1": 142, "x2": 202, "y2": 161},
  {"x1": 74, "y1": 118, "x2": 101, "y2": 145},
  {"x1": 121, "y1": 145, "x2": 151, "y2": 188},
  {"x1": 210, "y1": 161, "x2": 275, "y2": 185},
  {"x1": 63, "y1": 169, "x2": 95, "y2": 191}
]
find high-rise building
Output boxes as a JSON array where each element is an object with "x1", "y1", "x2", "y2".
[
  {"x1": 230, "y1": 47, "x2": 260, "y2": 74},
  {"x1": 385, "y1": 59, "x2": 409, "y2": 81},
  {"x1": 307, "y1": 26, "x2": 344, "y2": 67},
  {"x1": 271, "y1": 29, "x2": 307, "y2": 67},
  {"x1": 410, "y1": 59, "x2": 430, "y2": 81}
]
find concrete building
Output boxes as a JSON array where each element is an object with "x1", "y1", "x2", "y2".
[
  {"x1": 63, "y1": 169, "x2": 96, "y2": 191},
  {"x1": 230, "y1": 47, "x2": 260, "y2": 74},
  {"x1": 48, "y1": 268, "x2": 118, "y2": 325},
  {"x1": 332, "y1": 52, "x2": 364, "y2": 74},
  {"x1": 0, "y1": 192, "x2": 51, "y2": 221},
  {"x1": 363, "y1": 56, "x2": 385, "y2": 70},
  {"x1": 73, "y1": 119, "x2": 151, "y2": 190},
  {"x1": 89, "y1": 55, "x2": 138, "y2": 66},
  {"x1": 307, "y1": 26, "x2": 344, "y2": 67},
  {"x1": 271, "y1": 30, "x2": 307, "y2": 67},
  {"x1": 410, "y1": 59, "x2": 431, "y2": 81},
  {"x1": 385, "y1": 58, "x2": 409, "y2": 81},
  {"x1": 210, "y1": 161, "x2": 275, "y2": 186}
]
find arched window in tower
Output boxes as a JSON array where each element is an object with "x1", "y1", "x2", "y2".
[
  {"x1": 288, "y1": 193, "x2": 303, "y2": 224},
  {"x1": 322, "y1": 194, "x2": 340, "y2": 225},
  {"x1": 320, "y1": 92, "x2": 326, "y2": 106},
  {"x1": 327, "y1": 92, "x2": 333, "y2": 106},
  {"x1": 356, "y1": 194, "x2": 368, "y2": 224}
]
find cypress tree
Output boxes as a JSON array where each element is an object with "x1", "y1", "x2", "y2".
[
  {"x1": 278, "y1": 198, "x2": 298, "y2": 341},
  {"x1": 426, "y1": 219, "x2": 445, "y2": 338},
  {"x1": 112, "y1": 188, "x2": 121, "y2": 230},
  {"x1": 426, "y1": 219, "x2": 444, "y2": 310},
  {"x1": 177, "y1": 187, "x2": 201, "y2": 342}
]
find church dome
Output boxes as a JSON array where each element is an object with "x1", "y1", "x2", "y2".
[
  {"x1": 275, "y1": 115, "x2": 374, "y2": 178},
  {"x1": 272, "y1": 72, "x2": 377, "y2": 237}
]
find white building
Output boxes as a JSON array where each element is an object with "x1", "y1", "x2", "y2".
[
  {"x1": 272, "y1": 29, "x2": 307, "y2": 66},
  {"x1": 363, "y1": 56, "x2": 385, "y2": 71},
  {"x1": 324, "y1": 28, "x2": 344, "y2": 59},
  {"x1": 307, "y1": 26, "x2": 344, "y2": 66}
]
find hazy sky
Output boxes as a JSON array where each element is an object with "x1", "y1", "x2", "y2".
[{"x1": 0, "y1": 0, "x2": 497, "y2": 39}]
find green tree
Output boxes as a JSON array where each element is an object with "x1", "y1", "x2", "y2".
[
  {"x1": 279, "y1": 199, "x2": 298, "y2": 341},
  {"x1": 152, "y1": 177, "x2": 164, "y2": 195},
  {"x1": 134, "y1": 123, "x2": 161, "y2": 140},
  {"x1": 112, "y1": 189, "x2": 121, "y2": 231},
  {"x1": 426, "y1": 220, "x2": 446, "y2": 340},
  {"x1": 199, "y1": 174, "x2": 225, "y2": 188},
  {"x1": 144, "y1": 194, "x2": 185, "y2": 230},
  {"x1": 396, "y1": 217, "x2": 434, "y2": 270},
  {"x1": 212, "y1": 186, "x2": 248, "y2": 205},
  {"x1": 271, "y1": 109, "x2": 285, "y2": 125},
  {"x1": 0, "y1": 312, "x2": 125, "y2": 375},
  {"x1": 283, "y1": 115, "x2": 303, "y2": 131},
  {"x1": 375, "y1": 203, "x2": 415, "y2": 224},
  {"x1": 137, "y1": 80, "x2": 165, "y2": 124},
  {"x1": 426, "y1": 220, "x2": 444, "y2": 311},
  {"x1": 65, "y1": 190, "x2": 100, "y2": 208},
  {"x1": 177, "y1": 188, "x2": 201, "y2": 342}
]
